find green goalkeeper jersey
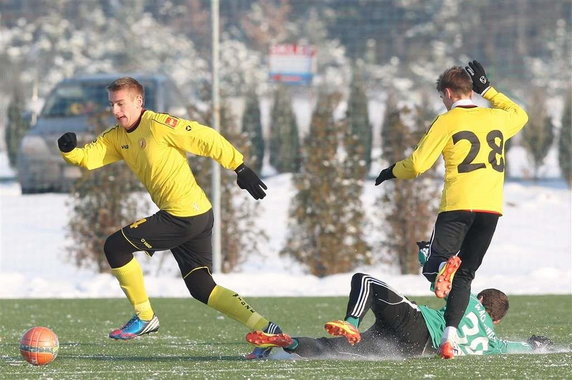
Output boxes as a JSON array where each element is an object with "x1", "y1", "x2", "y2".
[{"x1": 419, "y1": 294, "x2": 533, "y2": 355}]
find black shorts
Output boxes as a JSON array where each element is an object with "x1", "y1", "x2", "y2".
[
  {"x1": 121, "y1": 209, "x2": 214, "y2": 277},
  {"x1": 423, "y1": 210, "x2": 500, "y2": 281},
  {"x1": 366, "y1": 278, "x2": 432, "y2": 356}
]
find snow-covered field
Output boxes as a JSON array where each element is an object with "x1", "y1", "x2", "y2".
[{"x1": 0, "y1": 150, "x2": 570, "y2": 299}]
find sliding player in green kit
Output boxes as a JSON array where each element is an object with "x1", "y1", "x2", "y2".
[
  {"x1": 247, "y1": 272, "x2": 552, "y2": 359},
  {"x1": 247, "y1": 244, "x2": 553, "y2": 359}
]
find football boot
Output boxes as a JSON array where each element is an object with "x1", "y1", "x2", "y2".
[
  {"x1": 109, "y1": 314, "x2": 159, "y2": 340},
  {"x1": 324, "y1": 320, "x2": 361, "y2": 345},
  {"x1": 434, "y1": 256, "x2": 462, "y2": 299}
]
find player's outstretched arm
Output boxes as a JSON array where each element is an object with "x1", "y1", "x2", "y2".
[
  {"x1": 57, "y1": 132, "x2": 77, "y2": 153},
  {"x1": 527, "y1": 335, "x2": 554, "y2": 352},
  {"x1": 375, "y1": 164, "x2": 396, "y2": 186},
  {"x1": 235, "y1": 163, "x2": 267, "y2": 200}
]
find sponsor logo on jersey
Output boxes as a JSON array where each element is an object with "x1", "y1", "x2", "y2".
[
  {"x1": 140, "y1": 238, "x2": 153, "y2": 249},
  {"x1": 121, "y1": 144, "x2": 129, "y2": 149},
  {"x1": 186, "y1": 125, "x2": 192, "y2": 131},
  {"x1": 165, "y1": 117, "x2": 178, "y2": 128},
  {"x1": 139, "y1": 138, "x2": 146, "y2": 149}
]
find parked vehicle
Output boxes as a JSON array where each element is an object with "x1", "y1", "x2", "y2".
[{"x1": 17, "y1": 73, "x2": 186, "y2": 193}]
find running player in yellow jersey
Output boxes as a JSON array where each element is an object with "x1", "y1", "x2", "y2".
[
  {"x1": 57, "y1": 77, "x2": 280, "y2": 359},
  {"x1": 374, "y1": 61, "x2": 528, "y2": 359}
]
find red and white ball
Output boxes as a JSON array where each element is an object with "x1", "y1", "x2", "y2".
[{"x1": 19, "y1": 326, "x2": 59, "y2": 365}]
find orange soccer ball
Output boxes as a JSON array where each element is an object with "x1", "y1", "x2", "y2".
[{"x1": 19, "y1": 326, "x2": 59, "y2": 366}]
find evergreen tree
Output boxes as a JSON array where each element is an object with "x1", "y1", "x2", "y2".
[
  {"x1": 558, "y1": 91, "x2": 571, "y2": 187},
  {"x1": 282, "y1": 91, "x2": 370, "y2": 277},
  {"x1": 380, "y1": 92, "x2": 404, "y2": 163},
  {"x1": 522, "y1": 89, "x2": 555, "y2": 179},
  {"x1": 67, "y1": 112, "x2": 149, "y2": 273},
  {"x1": 5, "y1": 90, "x2": 30, "y2": 169},
  {"x1": 339, "y1": 110, "x2": 372, "y2": 266},
  {"x1": 347, "y1": 63, "x2": 372, "y2": 174},
  {"x1": 241, "y1": 89, "x2": 265, "y2": 174},
  {"x1": 269, "y1": 85, "x2": 301, "y2": 173},
  {"x1": 377, "y1": 94, "x2": 438, "y2": 274}
]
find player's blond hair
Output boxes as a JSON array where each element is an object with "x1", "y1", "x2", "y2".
[{"x1": 106, "y1": 77, "x2": 144, "y2": 101}]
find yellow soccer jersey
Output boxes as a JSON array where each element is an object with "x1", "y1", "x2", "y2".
[
  {"x1": 62, "y1": 110, "x2": 244, "y2": 216},
  {"x1": 393, "y1": 88, "x2": 528, "y2": 214}
]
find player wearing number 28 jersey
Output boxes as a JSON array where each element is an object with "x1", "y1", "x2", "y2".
[
  {"x1": 392, "y1": 86, "x2": 527, "y2": 214},
  {"x1": 374, "y1": 61, "x2": 528, "y2": 358}
]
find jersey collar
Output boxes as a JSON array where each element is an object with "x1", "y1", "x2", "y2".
[
  {"x1": 451, "y1": 99, "x2": 477, "y2": 110},
  {"x1": 126, "y1": 109, "x2": 147, "y2": 133}
]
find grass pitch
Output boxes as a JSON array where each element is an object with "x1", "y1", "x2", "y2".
[{"x1": 1, "y1": 295, "x2": 570, "y2": 379}]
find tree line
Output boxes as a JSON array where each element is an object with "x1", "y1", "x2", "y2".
[{"x1": 2, "y1": 0, "x2": 570, "y2": 277}]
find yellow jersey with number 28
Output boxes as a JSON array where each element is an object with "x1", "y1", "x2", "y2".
[{"x1": 393, "y1": 88, "x2": 528, "y2": 214}]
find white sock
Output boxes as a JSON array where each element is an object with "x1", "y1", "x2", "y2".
[{"x1": 441, "y1": 326, "x2": 458, "y2": 344}]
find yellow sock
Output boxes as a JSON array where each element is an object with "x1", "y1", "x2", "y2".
[
  {"x1": 207, "y1": 285, "x2": 269, "y2": 330},
  {"x1": 111, "y1": 258, "x2": 154, "y2": 321}
]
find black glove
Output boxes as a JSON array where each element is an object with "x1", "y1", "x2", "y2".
[
  {"x1": 465, "y1": 60, "x2": 491, "y2": 95},
  {"x1": 375, "y1": 164, "x2": 396, "y2": 186},
  {"x1": 57, "y1": 132, "x2": 77, "y2": 153},
  {"x1": 235, "y1": 163, "x2": 267, "y2": 200},
  {"x1": 527, "y1": 335, "x2": 553, "y2": 351}
]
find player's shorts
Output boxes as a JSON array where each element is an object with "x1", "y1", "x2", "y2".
[
  {"x1": 121, "y1": 209, "x2": 214, "y2": 276},
  {"x1": 362, "y1": 277, "x2": 432, "y2": 355},
  {"x1": 423, "y1": 210, "x2": 500, "y2": 282}
]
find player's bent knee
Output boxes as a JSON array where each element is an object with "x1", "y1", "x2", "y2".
[
  {"x1": 351, "y1": 272, "x2": 368, "y2": 288},
  {"x1": 104, "y1": 230, "x2": 137, "y2": 268},
  {"x1": 184, "y1": 268, "x2": 216, "y2": 304},
  {"x1": 352, "y1": 272, "x2": 367, "y2": 282}
]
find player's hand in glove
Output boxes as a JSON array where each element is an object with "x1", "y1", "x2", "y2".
[
  {"x1": 465, "y1": 60, "x2": 491, "y2": 95},
  {"x1": 57, "y1": 132, "x2": 77, "y2": 153},
  {"x1": 527, "y1": 335, "x2": 553, "y2": 351},
  {"x1": 235, "y1": 163, "x2": 267, "y2": 200},
  {"x1": 375, "y1": 164, "x2": 396, "y2": 186}
]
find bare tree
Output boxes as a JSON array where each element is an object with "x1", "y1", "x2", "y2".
[{"x1": 241, "y1": 0, "x2": 293, "y2": 51}]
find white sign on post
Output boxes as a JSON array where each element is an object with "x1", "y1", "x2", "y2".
[{"x1": 269, "y1": 44, "x2": 316, "y2": 85}]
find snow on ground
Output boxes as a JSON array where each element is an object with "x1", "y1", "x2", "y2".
[{"x1": 0, "y1": 149, "x2": 570, "y2": 299}]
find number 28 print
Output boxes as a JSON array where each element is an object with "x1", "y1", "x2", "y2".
[{"x1": 453, "y1": 130, "x2": 505, "y2": 173}]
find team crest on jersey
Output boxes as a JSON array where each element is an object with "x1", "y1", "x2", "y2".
[
  {"x1": 139, "y1": 138, "x2": 146, "y2": 149},
  {"x1": 165, "y1": 117, "x2": 179, "y2": 128}
]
